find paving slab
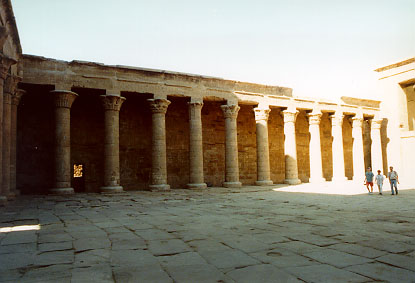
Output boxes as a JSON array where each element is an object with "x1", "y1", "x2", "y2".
[
  {"x1": 75, "y1": 249, "x2": 111, "y2": 267},
  {"x1": 328, "y1": 243, "x2": 388, "y2": 259},
  {"x1": 165, "y1": 264, "x2": 230, "y2": 283},
  {"x1": 113, "y1": 265, "x2": 172, "y2": 283},
  {"x1": 73, "y1": 237, "x2": 111, "y2": 251},
  {"x1": 110, "y1": 249, "x2": 159, "y2": 267},
  {"x1": 226, "y1": 264, "x2": 301, "y2": 283},
  {"x1": 376, "y1": 253, "x2": 415, "y2": 272},
  {"x1": 285, "y1": 264, "x2": 371, "y2": 282},
  {"x1": 0, "y1": 242, "x2": 36, "y2": 254},
  {"x1": 346, "y1": 262, "x2": 415, "y2": 282},
  {"x1": 35, "y1": 250, "x2": 74, "y2": 266},
  {"x1": 147, "y1": 239, "x2": 192, "y2": 256},
  {"x1": 71, "y1": 264, "x2": 113, "y2": 283},
  {"x1": 199, "y1": 249, "x2": 260, "y2": 270},
  {"x1": 302, "y1": 248, "x2": 374, "y2": 268}
]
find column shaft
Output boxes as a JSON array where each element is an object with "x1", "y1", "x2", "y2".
[
  {"x1": 352, "y1": 117, "x2": 365, "y2": 180},
  {"x1": 187, "y1": 102, "x2": 207, "y2": 189},
  {"x1": 283, "y1": 110, "x2": 301, "y2": 185},
  {"x1": 331, "y1": 113, "x2": 347, "y2": 181},
  {"x1": 2, "y1": 91, "x2": 11, "y2": 197},
  {"x1": 254, "y1": 108, "x2": 272, "y2": 185},
  {"x1": 148, "y1": 99, "x2": 171, "y2": 191},
  {"x1": 308, "y1": 112, "x2": 325, "y2": 183},
  {"x1": 100, "y1": 95, "x2": 126, "y2": 193},
  {"x1": 51, "y1": 90, "x2": 78, "y2": 194},
  {"x1": 221, "y1": 104, "x2": 242, "y2": 188},
  {"x1": 370, "y1": 119, "x2": 383, "y2": 173}
]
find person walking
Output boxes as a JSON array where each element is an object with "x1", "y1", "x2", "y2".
[
  {"x1": 388, "y1": 166, "x2": 399, "y2": 195},
  {"x1": 365, "y1": 167, "x2": 374, "y2": 194},
  {"x1": 375, "y1": 170, "x2": 384, "y2": 195}
]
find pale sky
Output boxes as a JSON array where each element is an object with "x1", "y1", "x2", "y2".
[{"x1": 11, "y1": 0, "x2": 415, "y2": 100}]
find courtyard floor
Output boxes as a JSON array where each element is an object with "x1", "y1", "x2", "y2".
[{"x1": 0, "y1": 182, "x2": 414, "y2": 283}]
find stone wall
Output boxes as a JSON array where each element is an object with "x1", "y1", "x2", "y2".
[
  {"x1": 17, "y1": 85, "x2": 54, "y2": 194},
  {"x1": 343, "y1": 117, "x2": 353, "y2": 179},
  {"x1": 268, "y1": 107, "x2": 285, "y2": 183},
  {"x1": 237, "y1": 105, "x2": 257, "y2": 185},
  {"x1": 320, "y1": 113, "x2": 333, "y2": 181},
  {"x1": 296, "y1": 111, "x2": 310, "y2": 182},
  {"x1": 202, "y1": 101, "x2": 225, "y2": 187}
]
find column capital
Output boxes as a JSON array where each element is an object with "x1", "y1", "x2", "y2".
[
  {"x1": 0, "y1": 55, "x2": 17, "y2": 80},
  {"x1": 253, "y1": 108, "x2": 270, "y2": 121},
  {"x1": 11, "y1": 89, "x2": 25, "y2": 106},
  {"x1": 4, "y1": 75, "x2": 21, "y2": 94},
  {"x1": 148, "y1": 98, "x2": 171, "y2": 114},
  {"x1": 221, "y1": 104, "x2": 240, "y2": 119},
  {"x1": 51, "y1": 90, "x2": 78, "y2": 108},
  {"x1": 188, "y1": 101, "x2": 204, "y2": 109},
  {"x1": 101, "y1": 94, "x2": 126, "y2": 111},
  {"x1": 308, "y1": 111, "x2": 322, "y2": 125},
  {"x1": 330, "y1": 113, "x2": 344, "y2": 127},
  {"x1": 370, "y1": 118, "x2": 383, "y2": 130},
  {"x1": 351, "y1": 116, "x2": 364, "y2": 128},
  {"x1": 282, "y1": 109, "x2": 298, "y2": 123}
]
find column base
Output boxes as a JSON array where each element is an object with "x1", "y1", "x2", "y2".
[
  {"x1": 309, "y1": 177, "x2": 326, "y2": 184},
  {"x1": 332, "y1": 176, "x2": 348, "y2": 182},
  {"x1": 223, "y1": 181, "x2": 242, "y2": 188},
  {"x1": 149, "y1": 184, "x2": 170, "y2": 191},
  {"x1": 0, "y1": 196, "x2": 7, "y2": 206},
  {"x1": 100, "y1": 186, "x2": 124, "y2": 193},
  {"x1": 50, "y1": 187, "x2": 74, "y2": 194},
  {"x1": 255, "y1": 180, "x2": 273, "y2": 186},
  {"x1": 284, "y1": 178, "x2": 301, "y2": 185},
  {"x1": 187, "y1": 183, "x2": 207, "y2": 189}
]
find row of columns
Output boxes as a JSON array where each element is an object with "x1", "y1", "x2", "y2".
[
  {"x1": 45, "y1": 92, "x2": 385, "y2": 194},
  {"x1": 0, "y1": 55, "x2": 25, "y2": 203}
]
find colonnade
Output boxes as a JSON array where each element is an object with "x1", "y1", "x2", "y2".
[{"x1": 40, "y1": 92, "x2": 385, "y2": 194}]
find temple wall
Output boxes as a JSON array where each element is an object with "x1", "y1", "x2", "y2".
[
  {"x1": 320, "y1": 113, "x2": 333, "y2": 181},
  {"x1": 237, "y1": 105, "x2": 257, "y2": 185},
  {"x1": 296, "y1": 111, "x2": 310, "y2": 182},
  {"x1": 268, "y1": 108, "x2": 285, "y2": 183},
  {"x1": 343, "y1": 117, "x2": 353, "y2": 179}
]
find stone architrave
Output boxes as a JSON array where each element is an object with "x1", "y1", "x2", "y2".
[
  {"x1": 0, "y1": 55, "x2": 16, "y2": 202},
  {"x1": 253, "y1": 108, "x2": 273, "y2": 186},
  {"x1": 10, "y1": 89, "x2": 25, "y2": 196},
  {"x1": 187, "y1": 101, "x2": 207, "y2": 189},
  {"x1": 282, "y1": 109, "x2": 301, "y2": 185},
  {"x1": 50, "y1": 90, "x2": 78, "y2": 194},
  {"x1": 221, "y1": 104, "x2": 242, "y2": 188},
  {"x1": 100, "y1": 94, "x2": 126, "y2": 193},
  {"x1": 2, "y1": 75, "x2": 19, "y2": 199},
  {"x1": 351, "y1": 115, "x2": 365, "y2": 181},
  {"x1": 370, "y1": 118, "x2": 383, "y2": 173},
  {"x1": 148, "y1": 98, "x2": 171, "y2": 191},
  {"x1": 330, "y1": 112, "x2": 347, "y2": 181},
  {"x1": 308, "y1": 110, "x2": 325, "y2": 183}
]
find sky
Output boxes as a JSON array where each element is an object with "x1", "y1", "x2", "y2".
[{"x1": 11, "y1": 0, "x2": 415, "y2": 100}]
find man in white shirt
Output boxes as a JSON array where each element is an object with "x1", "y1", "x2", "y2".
[
  {"x1": 375, "y1": 170, "x2": 384, "y2": 195},
  {"x1": 387, "y1": 166, "x2": 399, "y2": 195}
]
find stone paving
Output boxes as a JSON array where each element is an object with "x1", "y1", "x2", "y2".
[{"x1": 0, "y1": 183, "x2": 415, "y2": 282}]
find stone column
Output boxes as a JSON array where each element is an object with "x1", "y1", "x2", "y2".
[
  {"x1": 10, "y1": 89, "x2": 25, "y2": 196},
  {"x1": 148, "y1": 98, "x2": 171, "y2": 191},
  {"x1": 330, "y1": 112, "x2": 347, "y2": 181},
  {"x1": 2, "y1": 76, "x2": 17, "y2": 198},
  {"x1": 308, "y1": 111, "x2": 325, "y2": 183},
  {"x1": 100, "y1": 94, "x2": 126, "y2": 193},
  {"x1": 351, "y1": 115, "x2": 365, "y2": 181},
  {"x1": 0, "y1": 56, "x2": 16, "y2": 202},
  {"x1": 187, "y1": 101, "x2": 207, "y2": 189},
  {"x1": 50, "y1": 90, "x2": 78, "y2": 194},
  {"x1": 254, "y1": 108, "x2": 273, "y2": 185},
  {"x1": 370, "y1": 118, "x2": 383, "y2": 173},
  {"x1": 283, "y1": 109, "x2": 301, "y2": 185},
  {"x1": 221, "y1": 104, "x2": 242, "y2": 188}
]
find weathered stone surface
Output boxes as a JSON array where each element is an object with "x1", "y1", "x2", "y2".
[
  {"x1": 148, "y1": 239, "x2": 191, "y2": 256},
  {"x1": 376, "y1": 254, "x2": 415, "y2": 272},
  {"x1": 75, "y1": 249, "x2": 110, "y2": 267},
  {"x1": 302, "y1": 249, "x2": 373, "y2": 268},
  {"x1": 72, "y1": 264, "x2": 113, "y2": 283},
  {"x1": 0, "y1": 242, "x2": 36, "y2": 254},
  {"x1": 0, "y1": 252, "x2": 35, "y2": 270},
  {"x1": 20, "y1": 264, "x2": 72, "y2": 282},
  {"x1": 38, "y1": 241, "x2": 72, "y2": 252},
  {"x1": 328, "y1": 243, "x2": 387, "y2": 258},
  {"x1": 165, "y1": 264, "x2": 228, "y2": 283},
  {"x1": 226, "y1": 264, "x2": 300, "y2": 283},
  {"x1": 345, "y1": 262, "x2": 415, "y2": 282},
  {"x1": 0, "y1": 231, "x2": 37, "y2": 245},
  {"x1": 113, "y1": 265, "x2": 172, "y2": 283},
  {"x1": 73, "y1": 237, "x2": 111, "y2": 251},
  {"x1": 35, "y1": 250, "x2": 74, "y2": 266},
  {"x1": 285, "y1": 264, "x2": 370, "y2": 282},
  {"x1": 200, "y1": 249, "x2": 260, "y2": 270},
  {"x1": 110, "y1": 249, "x2": 159, "y2": 267}
]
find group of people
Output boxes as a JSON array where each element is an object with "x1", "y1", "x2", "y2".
[{"x1": 364, "y1": 166, "x2": 399, "y2": 195}]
